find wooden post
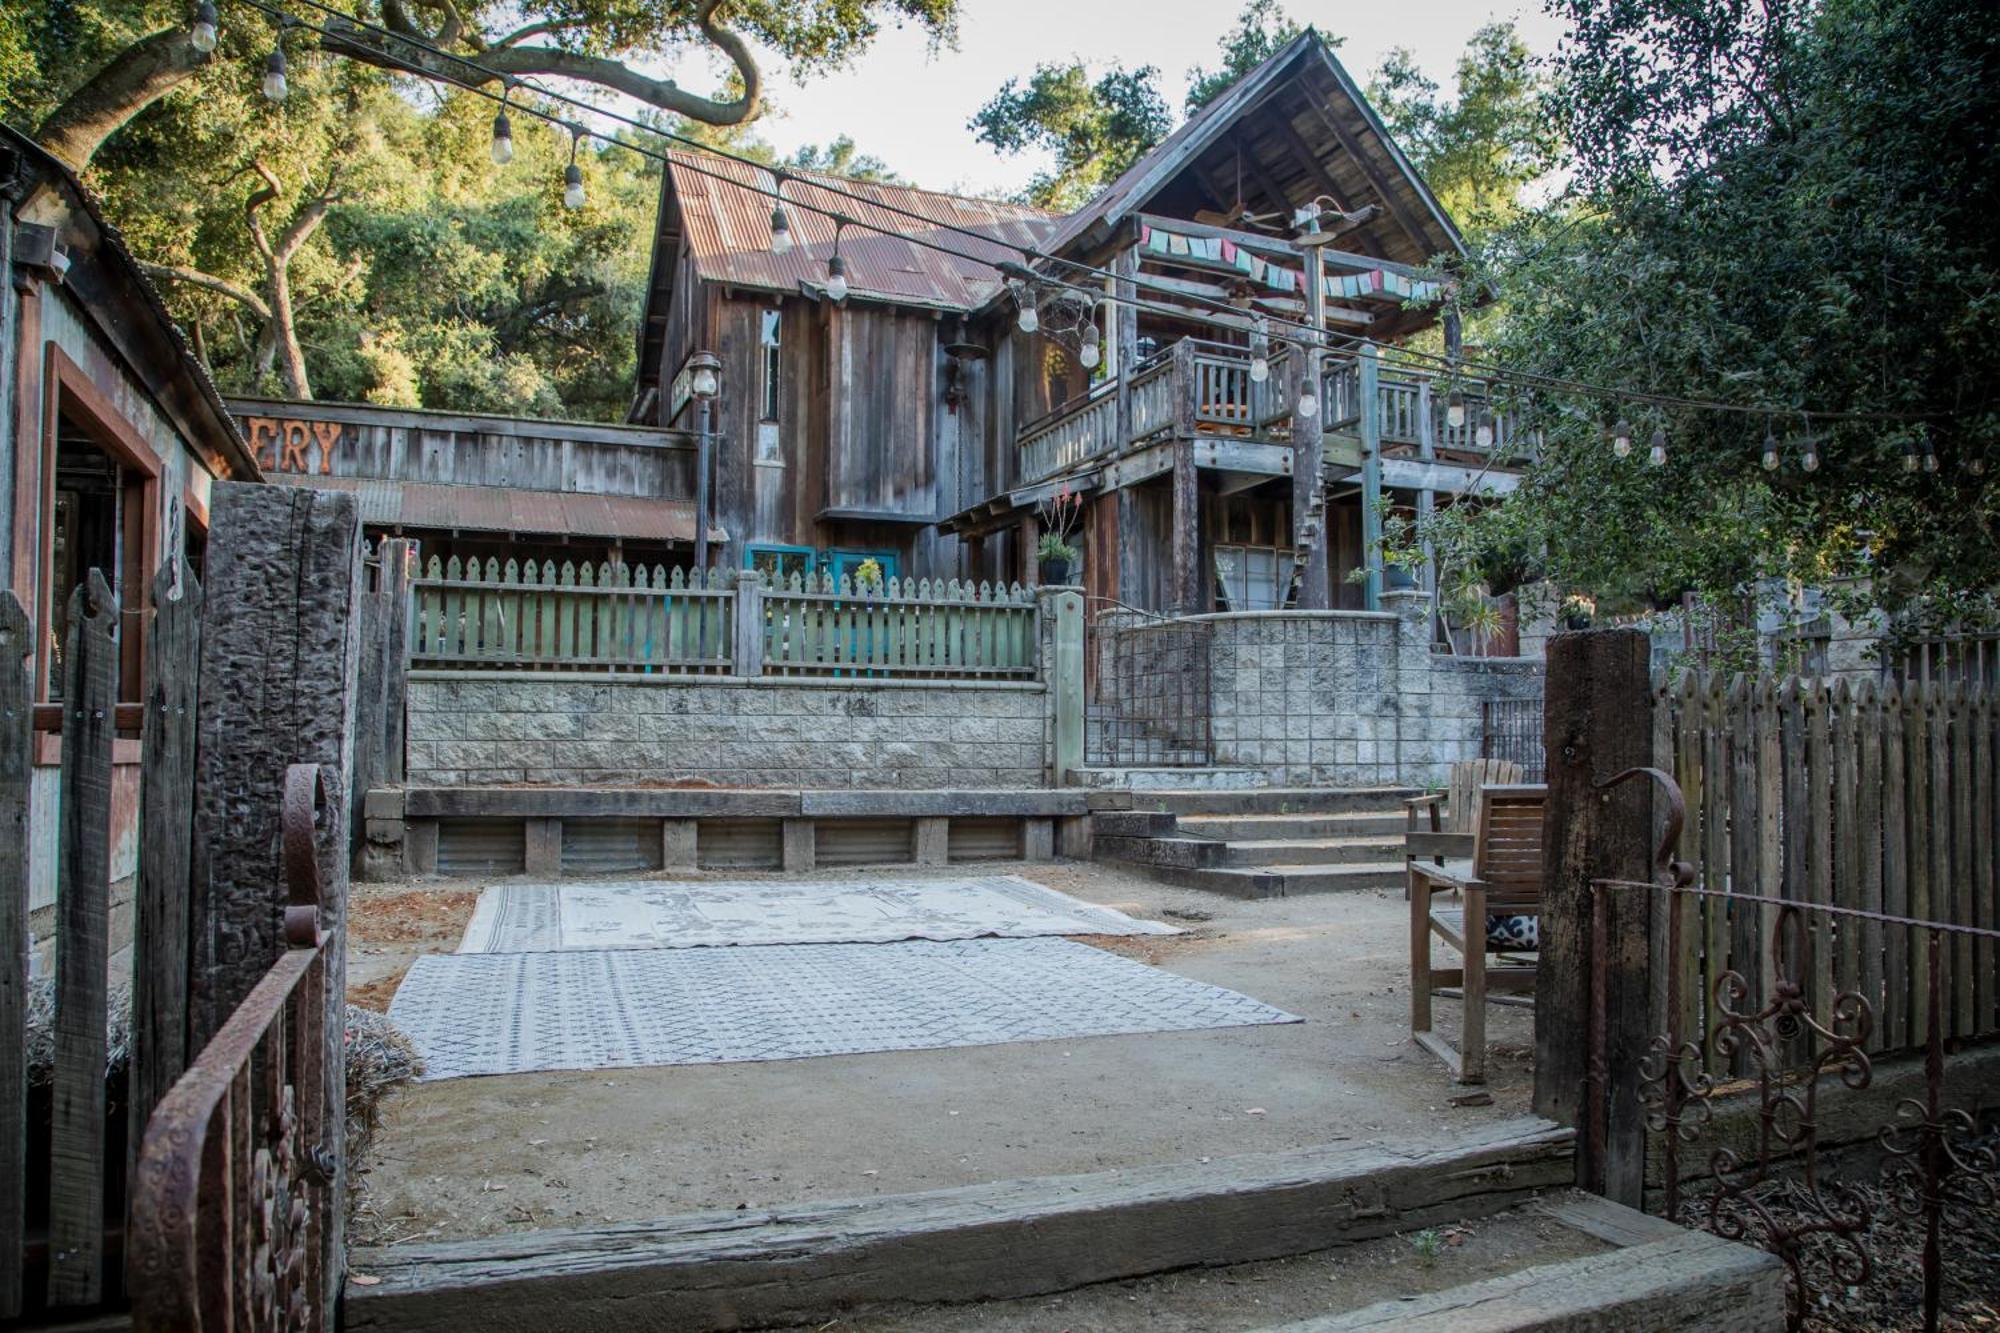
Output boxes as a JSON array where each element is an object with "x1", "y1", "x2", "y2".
[
  {"x1": 1293, "y1": 252, "x2": 1331, "y2": 611},
  {"x1": 352, "y1": 538, "x2": 414, "y2": 871},
  {"x1": 48, "y1": 570, "x2": 117, "y2": 1307},
  {"x1": 0, "y1": 593, "x2": 30, "y2": 1321},
  {"x1": 1112, "y1": 240, "x2": 1138, "y2": 450},
  {"x1": 913, "y1": 817, "x2": 949, "y2": 866},
  {"x1": 525, "y1": 819, "x2": 562, "y2": 877},
  {"x1": 782, "y1": 818, "x2": 815, "y2": 872},
  {"x1": 733, "y1": 569, "x2": 764, "y2": 678},
  {"x1": 661, "y1": 819, "x2": 698, "y2": 871},
  {"x1": 1046, "y1": 588, "x2": 1084, "y2": 784},
  {"x1": 1170, "y1": 439, "x2": 1199, "y2": 615},
  {"x1": 187, "y1": 482, "x2": 361, "y2": 1326},
  {"x1": 1536, "y1": 629, "x2": 1655, "y2": 1206},
  {"x1": 1357, "y1": 345, "x2": 1383, "y2": 612},
  {"x1": 128, "y1": 559, "x2": 202, "y2": 1199}
]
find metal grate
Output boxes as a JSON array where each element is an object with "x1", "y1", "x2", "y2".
[
  {"x1": 1086, "y1": 607, "x2": 1213, "y2": 768},
  {"x1": 1480, "y1": 697, "x2": 1545, "y2": 781}
]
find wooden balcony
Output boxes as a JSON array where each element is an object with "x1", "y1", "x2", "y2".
[{"x1": 1015, "y1": 338, "x2": 1530, "y2": 487}]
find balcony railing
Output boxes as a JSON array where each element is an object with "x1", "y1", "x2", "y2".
[{"x1": 1016, "y1": 337, "x2": 1528, "y2": 483}]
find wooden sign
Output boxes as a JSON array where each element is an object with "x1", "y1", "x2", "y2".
[{"x1": 237, "y1": 416, "x2": 344, "y2": 475}]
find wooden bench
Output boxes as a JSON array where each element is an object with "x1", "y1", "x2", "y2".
[{"x1": 1408, "y1": 783, "x2": 1547, "y2": 1084}]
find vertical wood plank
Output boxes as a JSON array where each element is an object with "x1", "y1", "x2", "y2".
[
  {"x1": 1909, "y1": 684, "x2": 1935, "y2": 1042},
  {"x1": 1805, "y1": 679, "x2": 1833, "y2": 1019},
  {"x1": 1830, "y1": 681, "x2": 1859, "y2": 1008},
  {"x1": 1727, "y1": 675, "x2": 1761, "y2": 1052},
  {"x1": 1882, "y1": 680, "x2": 1909, "y2": 1049},
  {"x1": 48, "y1": 571, "x2": 118, "y2": 1307},
  {"x1": 1974, "y1": 683, "x2": 1995, "y2": 1035},
  {"x1": 1856, "y1": 680, "x2": 1886, "y2": 1053},
  {"x1": 0, "y1": 592, "x2": 31, "y2": 1320},
  {"x1": 1700, "y1": 673, "x2": 1728, "y2": 1074},
  {"x1": 128, "y1": 560, "x2": 203, "y2": 1198},
  {"x1": 1948, "y1": 683, "x2": 1973, "y2": 1036},
  {"x1": 1672, "y1": 675, "x2": 1704, "y2": 1060},
  {"x1": 1756, "y1": 678, "x2": 1783, "y2": 1002}
]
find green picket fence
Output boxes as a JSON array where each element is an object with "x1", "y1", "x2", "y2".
[
  {"x1": 759, "y1": 572, "x2": 1038, "y2": 678},
  {"x1": 410, "y1": 557, "x2": 734, "y2": 672}
]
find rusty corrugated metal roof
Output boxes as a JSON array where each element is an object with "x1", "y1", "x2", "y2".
[
  {"x1": 279, "y1": 475, "x2": 725, "y2": 544},
  {"x1": 667, "y1": 152, "x2": 1057, "y2": 309}
]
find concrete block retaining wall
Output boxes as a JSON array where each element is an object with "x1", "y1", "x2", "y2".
[
  {"x1": 1200, "y1": 590, "x2": 1544, "y2": 787},
  {"x1": 406, "y1": 675, "x2": 1051, "y2": 789}
]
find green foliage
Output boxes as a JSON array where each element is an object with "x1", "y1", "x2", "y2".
[
  {"x1": 1367, "y1": 22, "x2": 1556, "y2": 233},
  {"x1": 1035, "y1": 532, "x2": 1077, "y2": 564},
  {"x1": 1184, "y1": 0, "x2": 1307, "y2": 112},
  {"x1": 970, "y1": 62, "x2": 1170, "y2": 210},
  {"x1": 1441, "y1": 0, "x2": 2000, "y2": 624},
  {"x1": 1410, "y1": 1229, "x2": 1445, "y2": 1265}
]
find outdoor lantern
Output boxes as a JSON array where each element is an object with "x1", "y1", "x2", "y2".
[
  {"x1": 1648, "y1": 426, "x2": 1668, "y2": 467},
  {"x1": 563, "y1": 163, "x2": 585, "y2": 208},
  {"x1": 490, "y1": 110, "x2": 514, "y2": 166},
  {"x1": 1762, "y1": 430, "x2": 1780, "y2": 471},
  {"x1": 190, "y1": 0, "x2": 218, "y2": 52},
  {"x1": 769, "y1": 203, "x2": 792, "y2": 255},
  {"x1": 688, "y1": 349, "x2": 721, "y2": 400},
  {"x1": 1446, "y1": 389, "x2": 1466, "y2": 429},
  {"x1": 1474, "y1": 408, "x2": 1494, "y2": 450},
  {"x1": 825, "y1": 253, "x2": 849, "y2": 302},
  {"x1": 262, "y1": 47, "x2": 288, "y2": 104},
  {"x1": 1803, "y1": 439, "x2": 1821, "y2": 472},
  {"x1": 1612, "y1": 419, "x2": 1633, "y2": 458}
]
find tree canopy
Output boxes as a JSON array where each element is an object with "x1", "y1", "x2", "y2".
[{"x1": 1432, "y1": 0, "x2": 2000, "y2": 628}]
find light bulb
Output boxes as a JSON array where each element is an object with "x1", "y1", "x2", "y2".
[
  {"x1": 1017, "y1": 303, "x2": 1039, "y2": 334},
  {"x1": 1923, "y1": 448, "x2": 1938, "y2": 473},
  {"x1": 1296, "y1": 392, "x2": 1319, "y2": 420},
  {"x1": 1970, "y1": 456, "x2": 1987, "y2": 476},
  {"x1": 262, "y1": 48, "x2": 288, "y2": 104},
  {"x1": 490, "y1": 112, "x2": 514, "y2": 165},
  {"x1": 1648, "y1": 427, "x2": 1667, "y2": 467},
  {"x1": 1761, "y1": 432, "x2": 1779, "y2": 471},
  {"x1": 1446, "y1": 390, "x2": 1466, "y2": 429},
  {"x1": 1248, "y1": 354, "x2": 1269, "y2": 383},
  {"x1": 1612, "y1": 420, "x2": 1632, "y2": 459},
  {"x1": 1803, "y1": 444, "x2": 1820, "y2": 472},
  {"x1": 1079, "y1": 341, "x2": 1100, "y2": 370},
  {"x1": 769, "y1": 206, "x2": 792, "y2": 255},
  {"x1": 1903, "y1": 447, "x2": 1919, "y2": 473},
  {"x1": 825, "y1": 254, "x2": 848, "y2": 302},
  {"x1": 190, "y1": 0, "x2": 218, "y2": 52},
  {"x1": 563, "y1": 163, "x2": 585, "y2": 209},
  {"x1": 1474, "y1": 412, "x2": 1494, "y2": 449}
]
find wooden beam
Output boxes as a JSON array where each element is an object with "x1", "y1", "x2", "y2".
[
  {"x1": 1297, "y1": 92, "x2": 1436, "y2": 255},
  {"x1": 0, "y1": 593, "x2": 25, "y2": 1321},
  {"x1": 1270, "y1": 113, "x2": 1360, "y2": 217}
]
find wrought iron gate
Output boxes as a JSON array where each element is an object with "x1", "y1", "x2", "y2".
[{"x1": 1086, "y1": 605, "x2": 1213, "y2": 768}]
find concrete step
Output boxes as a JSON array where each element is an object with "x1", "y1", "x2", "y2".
[
  {"x1": 1134, "y1": 786, "x2": 1414, "y2": 816},
  {"x1": 1178, "y1": 811, "x2": 1407, "y2": 841},
  {"x1": 1092, "y1": 833, "x2": 1225, "y2": 871},
  {"x1": 1165, "y1": 859, "x2": 1409, "y2": 898},
  {"x1": 345, "y1": 1120, "x2": 1577, "y2": 1333},
  {"x1": 1077, "y1": 766, "x2": 1271, "y2": 792},
  {"x1": 1218, "y1": 836, "x2": 1404, "y2": 868}
]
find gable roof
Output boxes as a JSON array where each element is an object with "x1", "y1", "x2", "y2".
[
  {"x1": 663, "y1": 152, "x2": 1055, "y2": 309},
  {"x1": 1038, "y1": 30, "x2": 1466, "y2": 268}
]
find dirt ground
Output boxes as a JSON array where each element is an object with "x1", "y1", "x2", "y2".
[{"x1": 346, "y1": 859, "x2": 1537, "y2": 1246}]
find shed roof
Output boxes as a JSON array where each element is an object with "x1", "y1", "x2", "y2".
[
  {"x1": 665, "y1": 152, "x2": 1055, "y2": 309},
  {"x1": 279, "y1": 474, "x2": 725, "y2": 544}
]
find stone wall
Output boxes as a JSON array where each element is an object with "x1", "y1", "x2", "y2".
[
  {"x1": 406, "y1": 675, "x2": 1050, "y2": 788},
  {"x1": 1200, "y1": 591, "x2": 1544, "y2": 787}
]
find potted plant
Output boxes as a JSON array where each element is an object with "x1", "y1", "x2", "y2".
[
  {"x1": 852, "y1": 557, "x2": 885, "y2": 595},
  {"x1": 1036, "y1": 484, "x2": 1083, "y2": 585}
]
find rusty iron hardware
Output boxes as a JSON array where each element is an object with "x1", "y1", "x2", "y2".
[{"x1": 128, "y1": 762, "x2": 334, "y2": 1333}]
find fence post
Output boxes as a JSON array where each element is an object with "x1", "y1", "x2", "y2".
[
  {"x1": 0, "y1": 593, "x2": 26, "y2": 1321},
  {"x1": 187, "y1": 482, "x2": 361, "y2": 1327},
  {"x1": 734, "y1": 569, "x2": 763, "y2": 678},
  {"x1": 1042, "y1": 588, "x2": 1084, "y2": 785},
  {"x1": 1536, "y1": 628, "x2": 1655, "y2": 1205}
]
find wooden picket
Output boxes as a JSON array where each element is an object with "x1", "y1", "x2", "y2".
[
  {"x1": 1655, "y1": 672, "x2": 2000, "y2": 1067},
  {"x1": 758, "y1": 572, "x2": 1039, "y2": 679},
  {"x1": 409, "y1": 558, "x2": 735, "y2": 674}
]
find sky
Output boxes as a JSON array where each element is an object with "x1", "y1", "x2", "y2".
[{"x1": 650, "y1": 0, "x2": 1570, "y2": 199}]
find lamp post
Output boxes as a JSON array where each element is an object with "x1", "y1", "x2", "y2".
[{"x1": 688, "y1": 349, "x2": 721, "y2": 572}]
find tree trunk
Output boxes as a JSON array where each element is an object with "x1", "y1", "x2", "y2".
[
  {"x1": 35, "y1": 28, "x2": 208, "y2": 168},
  {"x1": 264, "y1": 259, "x2": 312, "y2": 400}
]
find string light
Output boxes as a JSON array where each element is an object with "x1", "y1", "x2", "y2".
[
  {"x1": 490, "y1": 107, "x2": 514, "y2": 166},
  {"x1": 1446, "y1": 388, "x2": 1466, "y2": 430},
  {"x1": 1249, "y1": 317, "x2": 1270, "y2": 383},
  {"x1": 1801, "y1": 436, "x2": 1820, "y2": 472},
  {"x1": 562, "y1": 126, "x2": 584, "y2": 208},
  {"x1": 1079, "y1": 311, "x2": 1101, "y2": 370},
  {"x1": 1474, "y1": 405, "x2": 1494, "y2": 450},
  {"x1": 1971, "y1": 455, "x2": 1987, "y2": 476},
  {"x1": 1015, "y1": 281, "x2": 1039, "y2": 334},
  {"x1": 190, "y1": 0, "x2": 218, "y2": 52},
  {"x1": 824, "y1": 220, "x2": 849, "y2": 301},
  {"x1": 1903, "y1": 439, "x2": 1920, "y2": 473},
  {"x1": 1612, "y1": 420, "x2": 1632, "y2": 459},
  {"x1": 1648, "y1": 426, "x2": 1667, "y2": 467},
  {"x1": 262, "y1": 45, "x2": 288, "y2": 103},
  {"x1": 1761, "y1": 430, "x2": 1780, "y2": 471},
  {"x1": 768, "y1": 179, "x2": 792, "y2": 256},
  {"x1": 1922, "y1": 439, "x2": 1939, "y2": 473}
]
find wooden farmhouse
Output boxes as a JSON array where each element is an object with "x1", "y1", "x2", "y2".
[
  {"x1": 0, "y1": 125, "x2": 262, "y2": 925},
  {"x1": 629, "y1": 30, "x2": 1520, "y2": 613}
]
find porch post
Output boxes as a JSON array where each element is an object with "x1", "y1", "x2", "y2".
[
  {"x1": 1358, "y1": 345, "x2": 1384, "y2": 610},
  {"x1": 1292, "y1": 251, "x2": 1331, "y2": 610},
  {"x1": 1170, "y1": 341, "x2": 1200, "y2": 614}
]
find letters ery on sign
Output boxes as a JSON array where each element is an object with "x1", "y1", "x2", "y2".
[{"x1": 240, "y1": 417, "x2": 344, "y2": 475}]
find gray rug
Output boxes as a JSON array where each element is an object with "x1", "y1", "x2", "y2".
[
  {"x1": 456, "y1": 875, "x2": 1179, "y2": 954},
  {"x1": 391, "y1": 938, "x2": 1300, "y2": 1080}
]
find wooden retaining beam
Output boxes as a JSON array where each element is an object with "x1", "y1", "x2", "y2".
[{"x1": 346, "y1": 1119, "x2": 1574, "y2": 1333}]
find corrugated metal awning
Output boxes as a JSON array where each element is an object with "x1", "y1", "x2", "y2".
[{"x1": 278, "y1": 475, "x2": 727, "y2": 544}]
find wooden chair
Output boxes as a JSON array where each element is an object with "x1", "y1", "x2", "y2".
[
  {"x1": 1409, "y1": 783, "x2": 1547, "y2": 1084},
  {"x1": 1403, "y1": 758, "x2": 1523, "y2": 886}
]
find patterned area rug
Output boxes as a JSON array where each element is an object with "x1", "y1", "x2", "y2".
[
  {"x1": 392, "y1": 938, "x2": 1300, "y2": 1080},
  {"x1": 455, "y1": 875, "x2": 1180, "y2": 954}
]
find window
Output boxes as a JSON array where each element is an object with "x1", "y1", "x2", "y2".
[
  {"x1": 1214, "y1": 545, "x2": 1297, "y2": 612},
  {"x1": 759, "y1": 308, "x2": 781, "y2": 422},
  {"x1": 745, "y1": 543, "x2": 815, "y2": 582}
]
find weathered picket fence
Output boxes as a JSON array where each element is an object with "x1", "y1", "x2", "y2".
[
  {"x1": 408, "y1": 559, "x2": 1043, "y2": 680},
  {"x1": 757, "y1": 572, "x2": 1038, "y2": 679},
  {"x1": 409, "y1": 557, "x2": 735, "y2": 673},
  {"x1": 1652, "y1": 671, "x2": 1999, "y2": 1067}
]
